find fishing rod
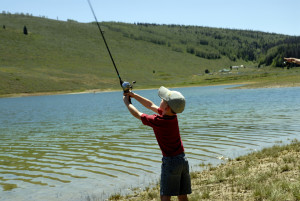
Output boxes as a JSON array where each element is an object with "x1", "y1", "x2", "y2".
[{"x1": 87, "y1": 0, "x2": 134, "y2": 92}]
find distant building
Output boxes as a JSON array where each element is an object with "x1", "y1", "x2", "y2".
[
  {"x1": 219, "y1": 68, "x2": 230, "y2": 73},
  {"x1": 230, "y1": 65, "x2": 245, "y2": 70}
]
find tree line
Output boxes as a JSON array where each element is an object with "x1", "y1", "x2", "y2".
[{"x1": 104, "y1": 22, "x2": 300, "y2": 66}]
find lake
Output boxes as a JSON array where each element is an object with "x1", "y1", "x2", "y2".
[{"x1": 0, "y1": 85, "x2": 300, "y2": 201}]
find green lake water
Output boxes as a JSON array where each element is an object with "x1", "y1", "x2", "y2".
[{"x1": 0, "y1": 85, "x2": 300, "y2": 200}]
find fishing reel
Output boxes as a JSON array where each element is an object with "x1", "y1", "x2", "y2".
[{"x1": 122, "y1": 81, "x2": 136, "y2": 93}]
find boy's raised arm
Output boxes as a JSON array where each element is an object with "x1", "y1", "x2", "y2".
[
  {"x1": 123, "y1": 95, "x2": 143, "y2": 120},
  {"x1": 127, "y1": 92, "x2": 159, "y2": 114}
]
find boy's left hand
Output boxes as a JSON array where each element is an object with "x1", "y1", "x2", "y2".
[
  {"x1": 123, "y1": 91, "x2": 135, "y2": 97},
  {"x1": 123, "y1": 94, "x2": 132, "y2": 104}
]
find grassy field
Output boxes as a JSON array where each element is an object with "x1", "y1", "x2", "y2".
[
  {"x1": 107, "y1": 139, "x2": 300, "y2": 201},
  {"x1": 1, "y1": 14, "x2": 300, "y2": 97},
  {"x1": 181, "y1": 66, "x2": 300, "y2": 89},
  {"x1": 0, "y1": 14, "x2": 239, "y2": 96}
]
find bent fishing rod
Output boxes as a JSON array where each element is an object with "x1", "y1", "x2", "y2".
[{"x1": 87, "y1": 0, "x2": 134, "y2": 93}]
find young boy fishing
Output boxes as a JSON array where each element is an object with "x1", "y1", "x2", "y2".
[{"x1": 123, "y1": 86, "x2": 192, "y2": 201}]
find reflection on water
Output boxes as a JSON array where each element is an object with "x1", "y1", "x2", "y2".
[{"x1": 1, "y1": 85, "x2": 300, "y2": 200}]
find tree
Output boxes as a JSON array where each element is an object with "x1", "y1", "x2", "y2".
[
  {"x1": 186, "y1": 46, "x2": 195, "y2": 54},
  {"x1": 23, "y1": 26, "x2": 28, "y2": 35}
]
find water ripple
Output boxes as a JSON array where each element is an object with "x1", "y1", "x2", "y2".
[{"x1": 1, "y1": 86, "x2": 300, "y2": 200}]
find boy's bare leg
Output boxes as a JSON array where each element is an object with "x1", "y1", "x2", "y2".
[
  {"x1": 178, "y1": 194, "x2": 188, "y2": 201},
  {"x1": 161, "y1": 195, "x2": 188, "y2": 201},
  {"x1": 161, "y1": 195, "x2": 171, "y2": 201}
]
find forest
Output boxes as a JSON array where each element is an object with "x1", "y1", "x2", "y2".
[{"x1": 104, "y1": 22, "x2": 300, "y2": 67}]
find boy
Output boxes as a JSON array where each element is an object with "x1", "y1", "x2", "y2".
[{"x1": 123, "y1": 86, "x2": 192, "y2": 201}]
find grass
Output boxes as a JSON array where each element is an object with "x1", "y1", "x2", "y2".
[
  {"x1": 180, "y1": 66, "x2": 300, "y2": 89},
  {"x1": 106, "y1": 139, "x2": 300, "y2": 200},
  {"x1": 1, "y1": 14, "x2": 300, "y2": 97}
]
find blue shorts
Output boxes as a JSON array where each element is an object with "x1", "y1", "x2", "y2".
[{"x1": 160, "y1": 153, "x2": 192, "y2": 196}]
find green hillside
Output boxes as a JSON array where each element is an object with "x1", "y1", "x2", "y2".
[{"x1": 1, "y1": 13, "x2": 300, "y2": 96}]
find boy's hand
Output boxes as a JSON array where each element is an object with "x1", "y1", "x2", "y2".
[
  {"x1": 123, "y1": 91, "x2": 135, "y2": 98},
  {"x1": 123, "y1": 94, "x2": 132, "y2": 105}
]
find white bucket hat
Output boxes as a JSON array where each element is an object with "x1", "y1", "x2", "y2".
[{"x1": 158, "y1": 86, "x2": 185, "y2": 113}]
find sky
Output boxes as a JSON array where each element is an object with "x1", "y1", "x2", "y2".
[{"x1": 2, "y1": 0, "x2": 300, "y2": 36}]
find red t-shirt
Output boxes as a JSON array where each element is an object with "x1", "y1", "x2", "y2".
[{"x1": 141, "y1": 108, "x2": 184, "y2": 157}]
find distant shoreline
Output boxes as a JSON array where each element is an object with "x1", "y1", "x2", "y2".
[
  {"x1": 1, "y1": 81, "x2": 300, "y2": 98},
  {"x1": 0, "y1": 88, "x2": 119, "y2": 98}
]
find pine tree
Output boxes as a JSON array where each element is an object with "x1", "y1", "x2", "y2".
[{"x1": 23, "y1": 26, "x2": 28, "y2": 35}]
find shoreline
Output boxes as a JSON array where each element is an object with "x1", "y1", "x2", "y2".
[
  {"x1": 110, "y1": 139, "x2": 300, "y2": 200},
  {"x1": 0, "y1": 88, "x2": 119, "y2": 98},
  {"x1": 1, "y1": 81, "x2": 300, "y2": 99}
]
